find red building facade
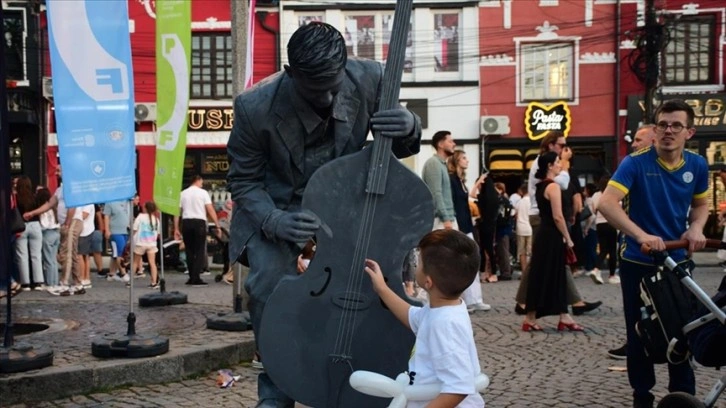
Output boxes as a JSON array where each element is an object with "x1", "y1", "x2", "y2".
[
  {"x1": 617, "y1": 0, "x2": 726, "y2": 237},
  {"x1": 478, "y1": 0, "x2": 618, "y2": 191}
]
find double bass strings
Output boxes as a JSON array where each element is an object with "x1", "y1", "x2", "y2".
[{"x1": 335, "y1": 142, "x2": 384, "y2": 358}]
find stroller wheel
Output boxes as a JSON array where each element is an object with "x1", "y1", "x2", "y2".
[{"x1": 657, "y1": 392, "x2": 704, "y2": 408}]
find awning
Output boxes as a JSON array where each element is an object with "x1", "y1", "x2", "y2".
[
  {"x1": 524, "y1": 148, "x2": 539, "y2": 170},
  {"x1": 488, "y1": 149, "x2": 523, "y2": 171}
]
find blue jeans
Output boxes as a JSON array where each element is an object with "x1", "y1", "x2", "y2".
[
  {"x1": 620, "y1": 260, "x2": 695, "y2": 400},
  {"x1": 583, "y1": 228, "x2": 598, "y2": 271},
  {"x1": 15, "y1": 221, "x2": 44, "y2": 285},
  {"x1": 42, "y1": 228, "x2": 60, "y2": 287}
]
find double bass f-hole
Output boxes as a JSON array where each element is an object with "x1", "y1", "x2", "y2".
[{"x1": 310, "y1": 266, "x2": 332, "y2": 296}]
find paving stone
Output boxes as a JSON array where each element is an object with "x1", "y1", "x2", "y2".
[{"x1": 3, "y1": 254, "x2": 726, "y2": 407}]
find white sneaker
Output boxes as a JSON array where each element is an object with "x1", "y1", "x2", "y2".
[
  {"x1": 122, "y1": 274, "x2": 130, "y2": 283},
  {"x1": 608, "y1": 275, "x2": 621, "y2": 284},
  {"x1": 588, "y1": 270, "x2": 604, "y2": 285},
  {"x1": 467, "y1": 302, "x2": 492, "y2": 313},
  {"x1": 48, "y1": 285, "x2": 68, "y2": 296},
  {"x1": 81, "y1": 279, "x2": 92, "y2": 289}
]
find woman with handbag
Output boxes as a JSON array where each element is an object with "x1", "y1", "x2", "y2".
[
  {"x1": 521, "y1": 152, "x2": 583, "y2": 332},
  {"x1": 13, "y1": 176, "x2": 45, "y2": 291}
]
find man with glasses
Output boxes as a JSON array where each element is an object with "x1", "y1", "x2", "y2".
[{"x1": 598, "y1": 99, "x2": 708, "y2": 408}]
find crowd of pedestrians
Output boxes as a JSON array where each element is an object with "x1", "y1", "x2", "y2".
[{"x1": 4, "y1": 165, "x2": 232, "y2": 300}]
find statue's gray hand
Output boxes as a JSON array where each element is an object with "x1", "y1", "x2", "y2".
[{"x1": 370, "y1": 108, "x2": 414, "y2": 138}]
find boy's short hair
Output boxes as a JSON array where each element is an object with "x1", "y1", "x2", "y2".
[{"x1": 418, "y1": 230, "x2": 480, "y2": 299}]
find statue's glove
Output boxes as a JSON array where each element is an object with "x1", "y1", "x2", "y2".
[
  {"x1": 370, "y1": 107, "x2": 414, "y2": 138},
  {"x1": 265, "y1": 210, "x2": 319, "y2": 244}
]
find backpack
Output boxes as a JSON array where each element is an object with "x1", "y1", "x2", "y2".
[
  {"x1": 495, "y1": 195, "x2": 514, "y2": 228},
  {"x1": 635, "y1": 263, "x2": 698, "y2": 365}
]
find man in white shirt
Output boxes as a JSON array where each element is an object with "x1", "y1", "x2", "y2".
[
  {"x1": 76, "y1": 204, "x2": 96, "y2": 290},
  {"x1": 174, "y1": 175, "x2": 220, "y2": 286}
]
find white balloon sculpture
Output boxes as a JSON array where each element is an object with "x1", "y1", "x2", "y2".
[{"x1": 349, "y1": 370, "x2": 489, "y2": 408}]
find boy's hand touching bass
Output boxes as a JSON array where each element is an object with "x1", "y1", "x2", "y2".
[{"x1": 364, "y1": 259, "x2": 387, "y2": 293}]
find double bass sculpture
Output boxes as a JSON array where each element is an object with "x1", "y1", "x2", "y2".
[{"x1": 257, "y1": 1, "x2": 434, "y2": 407}]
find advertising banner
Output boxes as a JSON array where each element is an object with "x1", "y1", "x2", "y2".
[
  {"x1": 153, "y1": 0, "x2": 191, "y2": 216},
  {"x1": 47, "y1": 0, "x2": 136, "y2": 207}
]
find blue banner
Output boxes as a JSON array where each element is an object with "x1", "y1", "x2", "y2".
[{"x1": 47, "y1": 0, "x2": 136, "y2": 207}]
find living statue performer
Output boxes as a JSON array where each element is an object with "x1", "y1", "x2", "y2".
[{"x1": 227, "y1": 22, "x2": 422, "y2": 408}]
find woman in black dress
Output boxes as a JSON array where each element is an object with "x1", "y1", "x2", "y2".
[{"x1": 522, "y1": 152, "x2": 583, "y2": 331}]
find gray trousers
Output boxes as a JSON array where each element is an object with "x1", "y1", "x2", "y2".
[{"x1": 515, "y1": 214, "x2": 583, "y2": 305}]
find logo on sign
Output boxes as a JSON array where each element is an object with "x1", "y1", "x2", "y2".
[
  {"x1": 524, "y1": 101, "x2": 572, "y2": 140},
  {"x1": 91, "y1": 161, "x2": 106, "y2": 177}
]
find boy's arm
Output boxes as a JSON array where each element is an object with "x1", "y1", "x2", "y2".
[
  {"x1": 425, "y1": 394, "x2": 466, "y2": 408},
  {"x1": 364, "y1": 259, "x2": 411, "y2": 329}
]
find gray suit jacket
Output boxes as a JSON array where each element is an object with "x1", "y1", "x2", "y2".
[{"x1": 226, "y1": 58, "x2": 422, "y2": 261}]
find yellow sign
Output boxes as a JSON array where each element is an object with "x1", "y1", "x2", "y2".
[{"x1": 524, "y1": 101, "x2": 572, "y2": 140}]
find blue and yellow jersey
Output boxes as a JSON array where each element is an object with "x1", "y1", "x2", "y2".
[{"x1": 609, "y1": 146, "x2": 708, "y2": 265}]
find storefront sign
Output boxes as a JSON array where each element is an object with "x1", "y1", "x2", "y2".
[
  {"x1": 524, "y1": 101, "x2": 572, "y2": 140},
  {"x1": 188, "y1": 107, "x2": 234, "y2": 131},
  {"x1": 201, "y1": 153, "x2": 230, "y2": 174},
  {"x1": 187, "y1": 99, "x2": 428, "y2": 131},
  {"x1": 627, "y1": 94, "x2": 726, "y2": 133}
]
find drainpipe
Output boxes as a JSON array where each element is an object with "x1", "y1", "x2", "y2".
[
  {"x1": 614, "y1": 0, "x2": 622, "y2": 165},
  {"x1": 257, "y1": 11, "x2": 280, "y2": 70}
]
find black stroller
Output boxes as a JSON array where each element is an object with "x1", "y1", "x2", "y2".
[{"x1": 641, "y1": 239, "x2": 726, "y2": 408}]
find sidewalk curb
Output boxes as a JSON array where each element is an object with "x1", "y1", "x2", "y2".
[{"x1": 0, "y1": 339, "x2": 256, "y2": 405}]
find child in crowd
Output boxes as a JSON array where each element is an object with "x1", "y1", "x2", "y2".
[
  {"x1": 364, "y1": 229, "x2": 485, "y2": 408},
  {"x1": 132, "y1": 201, "x2": 160, "y2": 288}
]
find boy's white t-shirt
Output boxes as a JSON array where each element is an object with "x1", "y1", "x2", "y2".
[{"x1": 407, "y1": 301, "x2": 485, "y2": 408}]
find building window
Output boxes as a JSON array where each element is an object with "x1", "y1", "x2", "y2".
[
  {"x1": 191, "y1": 33, "x2": 233, "y2": 99},
  {"x1": 343, "y1": 12, "x2": 413, "y2": 73},
  {"x1": 520, "y1": 42, "x2": 573, "y2": 101},
  {"x1": 662, "y1": 15, "x2": 715, "y2": 85},
  {"x1": 298, "y1": 14, "x2": 324, "y2": 27},
  {"x1": 433, "y1": 12, "x2": 459, "y2": 73},
  {"x1": 3, "y1": 8, "x2": 27, "y2": 82}
]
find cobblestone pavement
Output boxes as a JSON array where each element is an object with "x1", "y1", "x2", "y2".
[{"x1": 3, "y1": 253, "x2": 725, "y2": 408}]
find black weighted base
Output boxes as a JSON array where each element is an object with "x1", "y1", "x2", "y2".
[
  {"x1": 138, "y1": 291, "x2": 188, "y2": 308},
  {"x1": 206, "y1": 311, "x2": 252, "y2": 332},
  {"x1": 0, "y1": 343, "x2": 54, "y2": 373},
  {"x1": 91, "y1": 333, "x2": 169, "y2": 358}
]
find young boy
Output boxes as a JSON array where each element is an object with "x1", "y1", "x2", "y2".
[{"x1": 364, "y1": 229, "x2": 485, "y2": 408}]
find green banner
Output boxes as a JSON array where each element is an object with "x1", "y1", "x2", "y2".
[{"x1": 153, "y1": 0, "x2": 191, "y2": 216}]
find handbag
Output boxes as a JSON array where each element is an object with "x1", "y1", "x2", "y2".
[
  {"x1": 10, "y1": 194, "x2": 26, "y2": 234},
  {"x1": 565, "y1": 245, "x2": 577, "y2": 265},
  {"x1": 578, "y1": 204, "x2": 593, "y2": 222}
]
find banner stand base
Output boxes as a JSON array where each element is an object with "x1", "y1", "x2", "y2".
[
  {"x1": 91, "y1": 313, "x2": 169, "y2": 358},
  {"x1": 206, "y1": 312, "x2": 252, "y2": 332},
  {"x1": 138, "y1": 279, "x2": 188, "y2": 307},
  {"x1": 0, "y1": 343, "x2": 54, "y2": 373}
]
